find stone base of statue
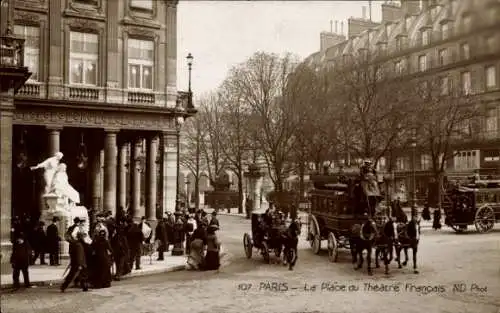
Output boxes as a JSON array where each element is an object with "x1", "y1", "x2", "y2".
[{"x1": 41, "y1": 193, "x2": 89, "y2": 258}]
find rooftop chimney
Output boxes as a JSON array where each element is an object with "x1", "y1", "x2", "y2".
[
  {"x1": 381, "y1": 1, "x2": 402, "y2": 23},
  {"x1": 362, "y1": 6, "x2": 367, "y2": 19},
  {"x1": 330, "y1": 20, "x2": 333, "y2": 32},
  {"x1": 341, "y1": 21, "x2": 344, "y2": 35},
  {"x1": 335, "y1": 20, "x2": 338, "y2": 33}
]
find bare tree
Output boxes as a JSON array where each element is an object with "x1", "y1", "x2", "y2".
[
  {"x1": 196, "y1": 93, "x2": 228, "y2": 184},
  {"x1": 180, "y1": 115, "x2": 205, "y2": 209},
  {"x1": 331, "y1": 55, "x2": 414, "y2": 166},
  {"x1": 215, "y1": 85, "x2": 253, "y2": 214},
  {"x1": 224, "y1": 52, "x2": 300, "y2": 192},
  {"x1": 412, "y1": 76, "x2": 482, "y2": 209}
]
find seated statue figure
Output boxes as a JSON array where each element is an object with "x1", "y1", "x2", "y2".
[{"x1": 51, "y1": 163, "x2": 80, "y2": 208}]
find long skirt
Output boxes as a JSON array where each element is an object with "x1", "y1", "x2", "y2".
[
  {"x1": 186, "y1": 239, "x2": 204, "y2": 270},
  {"x1": 204, "y1": 250, "x2": 220, "y2": 271}
]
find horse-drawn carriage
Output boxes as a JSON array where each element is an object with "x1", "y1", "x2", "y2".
[
  {"x1": 442, "y1": 178, "x2": 500, "y2": 233},
  {"x1": 307, "y1": 166, "x2": 418, "y2": 275},
  {"x1": 243, "y1": 209, "x2": 300, "y2": 269}
]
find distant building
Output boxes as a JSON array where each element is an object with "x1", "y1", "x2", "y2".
[{"x1": 302, "y1": 0, "x2": 500, "y2": 201}]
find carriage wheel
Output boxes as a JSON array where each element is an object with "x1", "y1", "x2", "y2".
[
  {"x1": 474, "y1": 205, "x2": 495, "y2": 233},
  {"x1": 327, "y1": 232, "x2": 339, "y2": 263},
  {"x1": 262, "y1": 241, "x2": 270, "y2": 264},
  {"x1": 243, "y1": 233, "x2": 253, "y2": 259},
  {"x1": 309, "y1": 215, "x2": 321, "y2": 254}
]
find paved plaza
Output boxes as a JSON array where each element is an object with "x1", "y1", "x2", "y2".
[{"x1": 1, "y1": 214, "x2": 499, "y2": 313}]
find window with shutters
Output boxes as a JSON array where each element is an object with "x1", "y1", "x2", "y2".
[
  {"x1": 441, "y1": 23, "x2": 449, "y2": 40},
  {"x1": 440, "y1": 76, "x2": 449, "y2": 95},
  {"x1": 421, "y1": 154, "x2": 432, "y2": 170},
  {"x1": 454, "y1": 150, "x2": 480, "y2": 170},
  {"x1": 438, "y1": 48, "x2": 448, "y2": 66},
  {"x1": 486, "y1": 65, "x2": 497, "y2": 89},
  {"x1": 462, "y1": 14, "x2": 472, "y2": 33},
  {"x1": 421, "y1": 30, "x2": 430, "y2": 45},
  {"x1": 485, "y1": 109, "x2": 498, "y2": 138},
  {"x1": 418, "y1": 54, "x2": 427, "y2": 71},
  {"x1": 14, "y1": 25, "x2": 40, "y2": 81},
  {"x1": 461, "y1": 71, "x2": 471, "y2": 95},
  {"x1": 460, "y1": 42, "x2": 470, "y2": 60}
]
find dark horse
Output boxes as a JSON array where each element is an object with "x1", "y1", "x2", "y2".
[
  {"x1": 277, "y1": 219, "x2": 301, "y2": 271},
  {"x1": 350, "y1": 219, "x2": 377, "y2": 275},
  {"x1": 374, "y1": 219, "x2": 396, "y2": 274},
  {"x1": 395, "y1": 219, "x2": 421, "y2": 274}
]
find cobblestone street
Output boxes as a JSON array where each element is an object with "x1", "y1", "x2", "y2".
[{"x1": 1, "y1": 214, "x2": 499, "y2": 313}]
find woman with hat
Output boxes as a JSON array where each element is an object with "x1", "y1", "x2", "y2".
[
  {"x1": 204, "y1": 224, "x2": 221, "y2": 271},
  {"x1": 90, "y1": 229, "x2": 113, "y2": 288},
  {"x1": 186, "y1": 222, "x2": 207, "y2": 270}
]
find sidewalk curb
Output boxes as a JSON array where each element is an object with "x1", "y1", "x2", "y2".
[{"x1": 0, "y1": 251, "x2": 229, "y2": 290}]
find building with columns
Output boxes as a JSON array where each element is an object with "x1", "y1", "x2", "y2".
[{"x1": 0, "y1": 0, "x2": 194, "y2": 271}]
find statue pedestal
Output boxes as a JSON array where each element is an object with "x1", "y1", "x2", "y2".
[{"x1": 42, "y1": 193, "x2": 89, "y2": 258}]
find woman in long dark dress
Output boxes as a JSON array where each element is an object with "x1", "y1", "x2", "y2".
[
  {"x1": 204, "y1": 225, "x2": 221, "y2": 271},
  {"x1": 432, "y1": 209, "x2": 442, "y2": 230},
  {"x1": 91, "y1": 230, "x2": 113, "y2": 288},
  {"x1": 187, "y1": 222, "x2": 207, "y2": 270}
]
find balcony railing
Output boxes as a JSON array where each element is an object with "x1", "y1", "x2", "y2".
[
  {"x1": 17, "y1": 82, "x2": 41, "y2": 97},
  {"x1": 68, "y1": 86, "x2": 100, "y2": 100},
  {"x1": 0, "y1": 34, "x2": 24, "y2": 68},
  {"x1": 127, "y1": 91, "x2": 155, "y2": 104}
]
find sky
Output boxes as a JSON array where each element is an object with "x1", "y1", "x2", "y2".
[{"x1": 176, "y1": 0, "x2": 385, "y2": 97}]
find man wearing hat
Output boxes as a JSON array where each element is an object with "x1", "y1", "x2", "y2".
[
  {"x1": 61, "y1": 230, "x2": 89, "y2": 292},
  {"x1": 46, "y1": 216, "x2": 61, "y2": 266},
  {"x1": 209, "y1": 211, "x2": 220, "y2": 228}
]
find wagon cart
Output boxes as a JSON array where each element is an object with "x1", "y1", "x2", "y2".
[
  {"x1": 442, "y1": 178, "x2": 500, "y2": 233},
  {"x1": 243, "y1": 210, "x2": 285, "y2": 263},
  {"x1": 306, "y1": 168, "x2": 384, "y2": 263}
]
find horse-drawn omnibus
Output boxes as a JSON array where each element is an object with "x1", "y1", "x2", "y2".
[
  {"x1": 442, "y1": 177, "x2": 500, "y2": 233},
  {"x1": 306, "y1": 166, "x2": 405, "y2": 275}
]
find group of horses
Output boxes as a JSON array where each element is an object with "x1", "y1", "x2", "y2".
[{"x1": 350, "y1": 216, "x2": 421, "y2": 276}]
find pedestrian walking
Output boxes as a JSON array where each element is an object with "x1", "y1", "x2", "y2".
[
  {"x1": 432, "y1": 209, "x2": 442, "y2": 230},
  {"x1": 186, "y1": 222, "x2": 207, "y2": 270},
  {"x1": 209, "y1": 211, "x2": 220, "y2": 228},
  {"x1": 155, "y1": 217, "x2": 168, "y2": 261},
  {"x1": 111, "y1": 219, "x2": 130, "y2": 280},
  {"x1": 46, "y1": 216, "x2": 61, "y2": 266},
  {"x1": 185, "y1": 214, "x2": 197, "y2": 254},
  {"x1": 421, "y1": 203, "x2": 431, "y2": 221},
  {"x1": 61, "y1": 231, "x2": 89, "y2": 292},
  {"x1": 127, "y1": 218, "x2": 143, "y2": 270},
  {"x1": 10, "y1": 228, "x2": 32, "y2": 289},
  {"x1": 165, "y1": 212, "x2": 175, "y2": 251},
  {"x1": 90, "y1": 230, "x2": 113, "y2": 288},
  {"x1": 30, "y1": 221, "x2": 47, "y2": 265}
]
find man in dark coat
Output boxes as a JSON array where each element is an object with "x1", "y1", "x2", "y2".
[
  {"x1": 209, "y1": 211, "x2": 220, "y2": 228},
  {"x1": 127, "y1": 218, "x2": 144, "y2": 270},
  {"x1": 10, "y1": 227, "x2": 32, "y2": 289},
  {"x1": 61, "y1": 231, "x2": 89, "y2": 292},
  {"x1": 165, "y1": 212, "x2": 175, "y2": 251},
  {"x1": 155, "y1": 217, "x2": 168, "y2": 261},
  {"x1": 46, "y1": 216, "x2": 61, "y2": 266},
  {"x1": 30, "y1": 221, "x2": 47, "y2": 265}
]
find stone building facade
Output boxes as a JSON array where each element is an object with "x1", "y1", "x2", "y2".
[
  {"x1": 0, "y1": 0, "x2": 192, "y2": 271},
  {"x1": 304, "y1": 0, "x2": 500, "y2": 200}
]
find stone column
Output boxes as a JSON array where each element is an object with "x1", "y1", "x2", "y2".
[
  {"x1": 145, "y1": 136, "x2": 158, "y2": 226},
  {"x1": 103, "y1": 130, "x2": 118, "y2": 216},
  {"x1": 117, "y1": 143, "x2": 128, "y2": 211},
  {"x1": 91, "y1": 149, "x2": 101, "y2": 211},
  {"x1": 48, "y1": 0, "x2": 63, "y2": 98},
  {"x1": 160, "y1": 132, "x2": 177, "y2": 212},
  {"x1": 47, "y1": 127, "x2": 61, "y2": 155},
  {"x1": 0, "y1": 91, "x2": 14, "y2": 274},
  {"x1": 130, "y1": 138, "x2": 142, "y2": 220}
]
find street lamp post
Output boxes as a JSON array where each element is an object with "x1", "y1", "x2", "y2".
[
  {"x1": 186, "y1": 53, "x2": 194, "y2": 109},
  {"x1": 411, "y1": 132, "x2": 417, "y2": 219},
  {"x1": 175, "y1": 116, "x2": 184, "y2": 212}
]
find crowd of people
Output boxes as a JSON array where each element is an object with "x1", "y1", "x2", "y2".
[{"x1": 9, "y1": 207, "x2": 222, "y2": 291}]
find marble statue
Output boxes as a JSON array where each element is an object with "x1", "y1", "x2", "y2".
[
  {"x1": 51, "y1": 163, "x2": 80, "y2": 205},
  {"x1": 30, "y1": 152, "x2": 64, "y2": 194}
]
